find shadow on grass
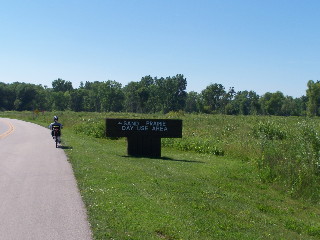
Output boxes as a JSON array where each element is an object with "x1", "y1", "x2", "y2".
[
  {"x1": 121, "y1": 155, "x2": 204, "y2": 163},
  {"x1": 60, "y1": 145, "x2": 73, "y2": 150}
]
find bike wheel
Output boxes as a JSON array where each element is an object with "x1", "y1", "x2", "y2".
[{"x1": 55, "y1": 136, "x2": 58, "y2": 148}]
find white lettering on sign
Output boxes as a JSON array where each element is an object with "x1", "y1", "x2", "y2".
[
  {"x1": 137, "y1": 126, "x2": 148, "y2": 131},
  {"x1": 118, "y1": 121, "x2": 143, "y2": 131},
  {"x1": 122, "y1": 126, "x2": 134, "y2": 131},
  {"x1": 152, "y1": 126, "x2": 168, "y2": 131},
  {"x1": 146, "y1": 121, "x2": 167, "y2": 127},
  {"x1": 123, "y1": 121, "x2": 140, "y2": 126},
  {"x1": 119, "y1": 120, "x2": 169, "y2": 132},
  {"x1": 121, "y1": 124, "x2": 149, "y2": 131}
]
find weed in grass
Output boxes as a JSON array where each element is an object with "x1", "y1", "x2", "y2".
[{"x1": 253, "y1": 120, "x2": 287, "y2": 140}]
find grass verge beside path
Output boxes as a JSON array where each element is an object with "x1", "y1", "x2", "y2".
[{"x1": 63, "y1": 128, "x2": 320, "y2": 240}]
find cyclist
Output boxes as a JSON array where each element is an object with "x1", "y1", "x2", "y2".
[{"x1": 49, "y1": 116, "x2": 63, "y2": 143}]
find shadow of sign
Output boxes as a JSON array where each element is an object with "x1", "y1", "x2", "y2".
[
  {"x1": 59, "y1": 145, "x2": 73, "y2": 150},
  {"x1": 121, "y1": 155, "x2": 204, "y2": 163}
]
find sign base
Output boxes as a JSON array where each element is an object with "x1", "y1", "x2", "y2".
[{"x1": 127, "y1": 136, "x2": 161, "y2": 158}]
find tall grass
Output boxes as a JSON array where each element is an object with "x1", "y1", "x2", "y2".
[{"x1": 254, "y1": 118, "x2": 320, "y2": 201}]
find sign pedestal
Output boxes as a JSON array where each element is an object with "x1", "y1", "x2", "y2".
[{"x1": 127, "y1": 136, "x2": 161, "y2": 157}]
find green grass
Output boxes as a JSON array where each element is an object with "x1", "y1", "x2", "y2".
[
  {"x1": 63, "y1": 130, "x2": 320, "y2": 239},
  {"x1": 2, "y1": 111, "x2": 320, "y2": 239}
]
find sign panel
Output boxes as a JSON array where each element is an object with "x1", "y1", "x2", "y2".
[{"x1": 106, "y1": 119, "x2": 182, "y2": 138}]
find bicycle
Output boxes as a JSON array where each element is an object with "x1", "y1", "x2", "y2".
[{"x1": 52, "y1": 125, "x2": 61, "y2": 148}]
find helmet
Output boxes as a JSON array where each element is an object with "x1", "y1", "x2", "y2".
[{"x1": 54, "y1": 116, "x2": 58, "y2": 121}]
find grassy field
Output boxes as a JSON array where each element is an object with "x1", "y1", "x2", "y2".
[{"x1": 1, "y1": 111, "x2": 320, "y2": 239}]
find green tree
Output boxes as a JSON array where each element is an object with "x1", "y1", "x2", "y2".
[
  {"x1": 70, "y1": 88, "x2": 88, "y2": 112},
  {"x1": 34, "y1": 85, "x2": 48, "y2": 111},
  {"x1": 221, "y1": 87, "x2": 236, "y2": 113},
  {"x1": 0, "y1": 82, "x2": 15, "y2": 110},
  {"x1": 281, "y1": 96, "x2": 304, "y2": 116},
  {"x1": 185, "y1": 91, "x2": 202, "y2": 113},
  {"x1": 98, "y1": 81, "x2": 124, "y2": 112},
  {"x1": 51, "y1": 91, "x2": 71, "y2": 111},
  {"x1": 123, "y1": 81, "x2": 142, "y2": 113},
  {"x1": 83, "y1": 81, "x2": 102, "y2": 111},
  {"x1": 82, "y1": 80, "x2": 124, "y2": 112},
  {"x1": 155, "y1": 74, "x2": 187, "y2": 113},
  {"x1": 260, "y1": 91, "x2": 285, "y2": 115},
  {"x1": 52, "y1": 78, "x2": 73, "y2": 92},
  {"x1": 306, "y1": 80, "x2": 320, "y2": 116},
  {"x1": 201, "y1": 83, "x2": 226, "y2": 113},
  {"x1": 14, "y1": 83, "x2": 39, "y2": 110},
  {"x1": 138, "y1": 75, "x2": 155, "y2": 113},
  {"x1": 226, "y1": 90, "x2": 260, "y2": 115}
]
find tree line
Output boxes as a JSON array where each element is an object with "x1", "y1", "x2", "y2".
[{"x1": 0, "y1": 75, "x2": 319, "y2": 116}]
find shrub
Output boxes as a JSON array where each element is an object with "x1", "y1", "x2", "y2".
[
  {"x1": 255, "y1": 119, "x2": 320, "y2": 201},
  {"x1": 253, "y1": 120, "x2": 287, "y2": 140},
  {"x1": 162, "y1": 138, "x2": 224, "y2": 156},
  {"x1": 74, "y1": 118, "x2": 105, "y2": 138}
]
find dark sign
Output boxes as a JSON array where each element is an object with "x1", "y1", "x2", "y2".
[{"x1": 106, "y1": 119, "x2": 182, "y2": 138}]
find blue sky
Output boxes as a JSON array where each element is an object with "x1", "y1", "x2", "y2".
[{"x1": 1, "y1": 0, "x2": 319, "y2": 97}]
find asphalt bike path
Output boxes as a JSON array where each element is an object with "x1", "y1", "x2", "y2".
[{"x1": 0, "y1": 118, "x2": 92, "y2": 240}]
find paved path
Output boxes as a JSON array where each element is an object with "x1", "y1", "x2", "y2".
[{"x1": 0, "y1": 118, "x2": 92, "y2": 240}]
